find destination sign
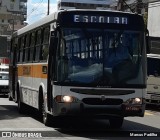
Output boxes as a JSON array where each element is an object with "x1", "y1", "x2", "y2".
[{"x1": 74, "y1": 15, "x2": 128, "y2": 24}]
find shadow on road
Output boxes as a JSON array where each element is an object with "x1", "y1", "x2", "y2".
[
  {"x1": 4, "y1": 98, "x2": 158, "y2": 139},
  {"x1": 146, "y1": 104, "x2": 160, "y2": 112},
  {"x1": 54, "y1": 118, "x2": 160, "y2": 139},
  {"x1": 0, "y1": 96, "x2": 28, "y2": 120},
  {"x1": 0, "y1": 105, "x2": 28, "y2": 120}
]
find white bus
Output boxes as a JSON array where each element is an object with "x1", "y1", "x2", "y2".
[
  {"x1": 9, "y1": 9, "x2": 149, "y2": 128},
  {"x1": 146, "y1": 53, "x2": 160, "y2": 105}
]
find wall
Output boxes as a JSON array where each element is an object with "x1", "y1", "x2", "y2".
[
  {"x1": 147, "y1": 1, "x2": 160, "y2": 37},
  {"x1": 0, "y1": 36, "x2": 8, "y2": 57},
  {"x1": 1, "y1": 0, "x2": 20, "y2": 12},
  {"x1": 147, "y1": 1, "x2": 160, "y2": 54}
]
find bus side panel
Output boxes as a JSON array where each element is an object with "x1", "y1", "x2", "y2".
[
  {"x1": 51, "y1": 86, "x2": 145, "y2": 117},
  {"x1": 18, "y1": 63, "x2": 47, "y2": 109}
]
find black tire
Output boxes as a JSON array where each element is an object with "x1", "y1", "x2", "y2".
[
  {"x1": 17, "y1": 96, "x2": 26, "y2": 114},
  {"x1": 8, "y1": 95, "x2": 13, "y2": 101},
  {"x1": 109, "y1": 117, "x2": 124, "y2": 129},
  {"x1": 42, "y1": 102, "x2": 52, "y2": 126},
  {"x1": 17, "y1": 85, "x2": 26, "y2": 114},
  {"x1": 38, "y1": 89, "x2": 51, "y2": 126}
]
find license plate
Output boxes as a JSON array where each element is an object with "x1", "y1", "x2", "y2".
[{"x1": 151, "y1": 95, "x2": 160, "y2": 100}]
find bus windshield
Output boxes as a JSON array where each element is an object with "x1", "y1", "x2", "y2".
[{"x1": 56, "y1": 28, "x2": 144, "y2": 87}]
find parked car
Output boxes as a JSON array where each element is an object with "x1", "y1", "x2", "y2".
[{"x1": 0, "y1": 66, "x2": 9, "y2": 95}]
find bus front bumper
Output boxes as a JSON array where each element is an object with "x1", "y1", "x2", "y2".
[{"x1": 52, "y1": 102, "x2": 145, "y2": 117}]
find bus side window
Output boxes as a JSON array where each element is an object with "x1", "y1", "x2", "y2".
[
  {"x1": 24, "y1": 34, "x2": 30, "y2": 62},
  {"x1": 18, "y1": 37, "x2": 23, "y2": 62},
  {"x1": 22, "y1": 35, "x2": 27, "y2": 62},
  {"x1": 29, "y1": 32, "x2": 35, "y2": 61},
  {"x1": 35, "y1": 29, "x2": 42, "y2": 61},
  {"x1": 40, "y1": 27, "x2": 50, "y2": 61}
]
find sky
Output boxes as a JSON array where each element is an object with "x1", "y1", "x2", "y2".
[
  {"x1": 26, "y1": 0, "x2": 58, "y2": 24},
  {"x1": 26, "y1": 0, "x2": 115, "y2": 24}
]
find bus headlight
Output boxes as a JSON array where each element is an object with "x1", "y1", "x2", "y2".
[
  {"x1": 134, "y1": 98, "x2": 141, "y2": 103},
  {"x1": 62, "y1": 96, "x2": 73, "y2": 103},
  {"x1": 126, "y1": 98, "x2": 142, "y2": 104},
  {"x1": 55, "y1": 95, "x2": 76, "y2": 103}
]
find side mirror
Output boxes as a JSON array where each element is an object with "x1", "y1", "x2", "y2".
[{"x1": 146, "y1": 29, "x2": 151, "y2": 54}]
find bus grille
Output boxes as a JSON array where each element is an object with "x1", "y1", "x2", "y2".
[{"x1": 82, "y1": 98, "x2": 123, "y2": 105}]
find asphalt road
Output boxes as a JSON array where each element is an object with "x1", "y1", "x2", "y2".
[{"x1": 0, "y1": 95, "x2": 160, "y2": 140}]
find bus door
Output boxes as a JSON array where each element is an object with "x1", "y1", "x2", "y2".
[
  {"x1": 12, "y1": 46, "x2": 17, "y2": 99},
  {"x1": 47, "y1": 31, "x2": 58, "y2": 111},
  {"x1": 9, "y1": 41, "x2": 17, "y2": 100}
]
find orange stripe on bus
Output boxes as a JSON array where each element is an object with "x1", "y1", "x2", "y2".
[{"x1": 18, "y1": 64, "x2": 47, "y2": 79}]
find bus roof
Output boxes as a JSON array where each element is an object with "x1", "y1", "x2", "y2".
[
  {"x1": 14, "y1": 11, "x2": 58, "y2": 36},
  {"x1": 147, "y1": 53, "x2": 160, "y2": 59},
  {"x1": 13, "y1": 9, "x2": 141, "y2": 37}
]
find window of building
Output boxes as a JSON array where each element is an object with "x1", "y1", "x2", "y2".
[{"x1": 10, "y1": 3, "x2": 14, "y2": 10}]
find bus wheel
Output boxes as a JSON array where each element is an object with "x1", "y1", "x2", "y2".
[
  {"x1": 8, "y1": 95, "x2": 13, "y2": 101},
  {"x1": 17, "y1": 87, "x2": 26, "y2": 114},
  {"x1": 17, "y1": 97, "x2": 25, "y2": 114},
  {"x1": 42, "y1": 101, "x2": 51, "y2": 126},
  {"x1": 109, "y1": 117, "x2": 124, "y2": 129}
]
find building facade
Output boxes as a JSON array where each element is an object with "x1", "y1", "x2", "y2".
[
  {"x1": 114, "y1": 0, "x2": 148, "y2": 14},
  {"x1": 0, "y1": 0, "x2": 27, "y2": 36},
  {"x1": 57, "y1": 0, "x2": 112, "y2": 10},
  {"x1": 0, "y1": 0, "x2": 27, "y2": 58},
  {"x1": 147, "y1": 1, "x2": 160, "y2": 54}
]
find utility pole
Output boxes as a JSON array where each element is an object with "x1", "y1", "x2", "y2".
[
  {"x1": 12, "y1": 17, "x2": 14, "y2": 34},
  {"x1": 117, "y1": 0, "x2": 124, "y2": 11},
  {"x1": 12, "y1": 12, "x2": 15, "y2": 34},
  {"x1": 47, "y1": 0, "x2": 50, "y2": 15},
  {"x1": 136, "y1": 0, "x2": 143, "y2": 14}
]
